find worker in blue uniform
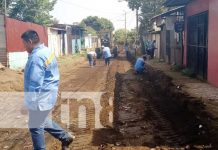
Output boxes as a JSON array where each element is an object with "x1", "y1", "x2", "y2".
[{"x1": 21, "y1": 30, "x2": 73, "y2": 150}]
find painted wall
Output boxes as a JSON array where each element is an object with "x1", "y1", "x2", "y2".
[
  {"x1": 152, "y1": 33, "x2": 161, "y2": 59},
  {"x1": 5, "y1": 17, "x2": 48, "y2": 52},
  {"x1": 72, "y1": 39, "x2": 81, "y2": 53},
  {"x1": 48, "y1": 28, "x2": 62, "y2": 57},
  {"x1": 85, "y1": 34, "x2": 92, "y2": 49},
  {"x1": 8, "y1": 52, "x2": 28, "y2": 70},
  {"x1": 208, "y1": 0, "x2": 218, "y2": 86}
]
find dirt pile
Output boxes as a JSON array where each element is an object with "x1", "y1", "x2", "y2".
[
  {"x1": 0, "y1": 68, "x2": 23, "y2": 91},
  {"x1": 0, "y1": 63, "x2": 5, "y2": 70}
]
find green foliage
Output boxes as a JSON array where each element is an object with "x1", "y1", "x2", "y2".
[
  {"x1": 127, "y1": 0, "x2": 143, "y2": 10},
  {"x1": 0, "y1": 0, "x2": 14, "y2": 14},
  {"x1": 172, "y1": 64, "x2": 183, "y2": 71},
  {"x1": 1, "y1": 0, "x2": 57, "y2": 26},
  {"x1": 127, "y1": 30, "x2": 137, "y2": 44},
  {"x1": 182, "y1": 68, "x2": 195, "y2": 77},
  {"x1": 114, "y1": 29, "x2": 136, "y2": 44},
  {"x1": 126, "y1": 0, "x2": 166, "y2": 33},
  {"x1": 98, "y1": 17, "x2": 114, "y2": 31},
  {"x1": 114, "y1": 29, "x2": 127, "y2": 44},
  {"x1": 85, "y1": 26, "x2": 97, "y2": 36},
  {"x1": 81, "y1": 16, "x2": 114, "y2": 32}
]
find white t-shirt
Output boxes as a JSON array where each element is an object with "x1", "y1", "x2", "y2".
[
  {"x1": 88, "y1": 51, "x2": 97, "y2": 57},
  {"x1": 103, "y1": 47, "x2": 112, "y2": 58}
]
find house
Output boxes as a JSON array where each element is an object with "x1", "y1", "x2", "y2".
[
  {"x1": 71, "y1": 25, "x2": 85, "y2": 53},
  {"x1": 164, "y1": 0, "x2": 218, "y2": 87},
  {"x1": 145, "y1": 22, "x2": 161, "y2": 61},
  {"x1": 53, "y1": 24, "x2": 86, "y2": 54},
  {"x1": 84, "y1": 34, "x2": 101, "y2": 50},
  {"x1": 150, "y1": 6, "x2": 185, "y2": 65},
  {"x1": 48, "y1": 27, "x2": 66, "y2": 57},
  {"x1": 0, "y1": 15, "x2": 48, "y2": 70}
]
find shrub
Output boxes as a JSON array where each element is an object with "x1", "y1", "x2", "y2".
[{"x1": 182, "y1": 68, "x2": 195, "y2": 77}]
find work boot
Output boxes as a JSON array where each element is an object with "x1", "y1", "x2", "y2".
[{"x1": 61, "y1": 134, "x2": 74, "y2": 150}]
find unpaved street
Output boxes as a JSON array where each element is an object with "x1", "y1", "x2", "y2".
[{"x1": 0, "y1": 55, "x2": 217, "y2": 150}]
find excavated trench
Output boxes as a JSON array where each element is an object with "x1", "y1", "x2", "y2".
[
  {"x1": 113, "y1": 67, "x2": 217, "y2": 149},
  {"x1": 94, "y1": 57, "x2": 218, "y2": 149}
]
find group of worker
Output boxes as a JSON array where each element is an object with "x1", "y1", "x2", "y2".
[
  {"x1": 20, "y1": 29, "x2": 152, "y2": 150},
  {"x1": 86, "y1": 45, "x2": 116, "y2": 67}
]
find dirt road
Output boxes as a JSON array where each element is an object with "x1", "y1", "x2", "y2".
[
  {"x1": 0, "y1": 56, "x2": 131, "y2": 150},
  {"x1": 0, "y1": 55, "x2": 217, "y2": 150}
]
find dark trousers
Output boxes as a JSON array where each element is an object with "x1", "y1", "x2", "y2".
[
  {"x1": 125, "y1": 51, "x2": 129, "y2": 58},
  {"x1": 87, "y1": 54, "x2": 93, "y2": 66},
  {"x1": 105, "y1": 57, "x2": 110, "y2": 66},
  {"x1": 29, "y1": 110, "x2": 70, "y2": 150},
  {"x1": 151, "y1": 49, "x2": 155, "y2": 59}
]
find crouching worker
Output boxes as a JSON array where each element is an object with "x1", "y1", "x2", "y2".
[
  {"x1": 87, "y1": 51, "x2": 97, "y2": 67},
  {"x1": 134, "y1": 55, "x2": 147, "y2": 74}
]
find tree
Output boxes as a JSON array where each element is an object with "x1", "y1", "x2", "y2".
[
  {"x1": 114, "y1": 29, "x2": 126, "y2": 45},
  {"x1": 6, "y1": 0, "x2": 57, "y2": 26},
  {"x1": 98, "y1": 17, "x2": 114, "y2": 31},
  {"x1": 140, "y1": 0, "x2": 166, "y2": 31},
  {"x1": 126, "y1": 0, "x2": 143, "y2": 11},
  {"x1": 127, "y1": 29, "x2": 137, "y2": 44},
  {"x1": 81, "y1": 16, "x2": 114, "y2": 32},
  {"x1": 85, "y1": 26, "x2": 97, "y2": 36},
  {"x1": 79, "y1": 19, "x2": 97, "y2": 36},
  {"x1": 51, "y1": 18, "x2": 59, "y2": 25},
  {"x1": 126, "y1": 0, "x2": 166, "y2": 32},
  {"x1": 0, "y1": 0, "x2": 14, "y2": 14},
  {"x1": 114, "y1": 29, "x2": 136, "y2": 45}
]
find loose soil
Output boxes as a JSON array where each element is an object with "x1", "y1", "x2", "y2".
[{"x1": 0, "y1": 54, "x2": 217, "y2": 150}]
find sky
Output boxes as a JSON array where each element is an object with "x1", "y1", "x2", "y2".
[{"x1": 51, "y1": 0, "x2": 137, "y2": 30}]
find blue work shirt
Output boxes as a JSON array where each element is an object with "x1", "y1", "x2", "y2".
[
  {"x1": 24, "y1": 44, "x2": 60, "y2": 111},
  {"x1": 103, "y1": 47, "x2": 112, "y2": 58},
  {"x1": 134, "y1": 57, "x2": 145, "y2": 73}
]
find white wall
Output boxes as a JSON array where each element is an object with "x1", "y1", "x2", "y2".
[
  {"x1": 8, "y1": 51, "x2": 28, "y2": 70},
  {"x1": 48, "y1": 28, "x2": 62, "y2": 57}
]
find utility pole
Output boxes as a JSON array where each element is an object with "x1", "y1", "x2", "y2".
[
  {"x1": 4, "y1": 0, "x2": 7, "y2": 16},
  {"x1": 136, "y1": 8, "x2": 139, "y2": 42},
  {"x1": 125, "y1": 11, "x2": 127, "y2": 43},
  {"x1": 134, "y1": 8, "x2": 139, "y2": 57}
]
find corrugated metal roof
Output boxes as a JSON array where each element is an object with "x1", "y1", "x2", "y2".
[
  {"x1": 151, "y1": 6, "x2": 185, "y2": 20},
  {"x1": 49, "y1": 27, "x2": 66, "y2": 31},
  {"x1": 164, "y1": 0, "x2": 190, "y2": 7},
  {"x1": 0, "y1": 15, "x2": 7, "y2": 66}
]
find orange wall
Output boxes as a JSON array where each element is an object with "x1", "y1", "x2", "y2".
[
  {"x1": 208, "y1": 0, "x2": 218, "y2": 86},
  {"x1": 6, "y1": 17, "x2": 48, "y2": 52}
]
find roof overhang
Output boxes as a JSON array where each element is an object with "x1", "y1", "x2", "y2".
[
  {"x1": 49, "y1": 27, "x2": 66, "y2": 31},
  {"x1": 164, "y1": 0, "x2": 190, "y2": 7},
  {"x1": 151, "y1": 6, "x2": 185, "y2": 21}
]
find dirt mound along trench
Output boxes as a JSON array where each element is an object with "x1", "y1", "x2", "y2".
[{"x1": 110, "y1": 64, "x2": 217, "y2": 149}]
